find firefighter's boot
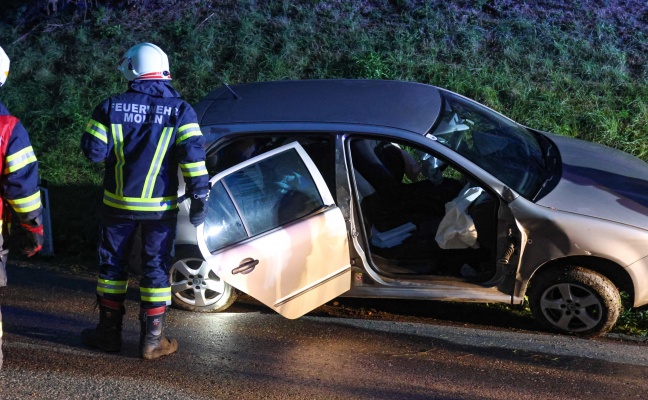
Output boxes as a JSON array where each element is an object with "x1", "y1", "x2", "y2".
[
  {"x1": 139, "y1": 306, "x2": 178, "y2": 360},
  {"x1": 81, "y1": 299, "x2": 125, "y2": 352}
]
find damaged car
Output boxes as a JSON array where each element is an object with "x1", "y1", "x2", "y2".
[{"x1": 170, "y1": 79, "x2": 648, "y2": 336}]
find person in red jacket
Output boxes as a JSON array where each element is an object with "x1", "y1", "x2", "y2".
[
  {"x1": 80, "y1": 43, "x2": 208, "y2": 360},
  {"x1": 0, "y1": 45, "x2": 45, "y2": 369}
]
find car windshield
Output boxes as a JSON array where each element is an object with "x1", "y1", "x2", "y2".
[{"x1": 430, "y1": 89, "x2": 547, "y2": 199}]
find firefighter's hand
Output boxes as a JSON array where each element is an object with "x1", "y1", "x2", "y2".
[
  {"x1": 20, "y1": 223, "x2": 44, "y2": 257},
  {"x1": 189, "y1": 193, "x2": 208, "y2": 227}
]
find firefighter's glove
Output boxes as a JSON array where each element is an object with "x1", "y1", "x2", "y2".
[
  {"x1": 189, "y1": 193, "x2": 208, "y2": 227},
  {"x1": 20, "y1": 223, "x2": 44, "y2": 257}
]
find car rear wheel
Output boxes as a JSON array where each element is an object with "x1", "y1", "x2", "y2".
[
  {"x1": 170, "y1": 246, "x2": 238, "y2": 313},
  {"x1": 528, "y1": 266, "x2": 621, "y2": 336}
]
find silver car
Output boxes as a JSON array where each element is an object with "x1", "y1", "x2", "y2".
[{"x1": 171, "y1": 79, "x2": 648, "y2": 336}]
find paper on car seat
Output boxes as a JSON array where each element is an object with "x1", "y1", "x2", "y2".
[
  {"x1": 371, "y1": 222, "x2": 417, "y2": 248},
  {"x1": 435, "y1": 185, "x2": 484, "y2": 249}
]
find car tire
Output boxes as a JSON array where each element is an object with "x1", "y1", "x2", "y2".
[
  {"x1": 169, "y1": 245, "x2": 238, "y2": 313},
  {"x1": 528, "y1": 266, "x2": 621, "y2": 336}
]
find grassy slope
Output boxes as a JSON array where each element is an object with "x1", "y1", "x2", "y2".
[{"x1": 0, "y1": 0, "x2": 646, "y2": 334}]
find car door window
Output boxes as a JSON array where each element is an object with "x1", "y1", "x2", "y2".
[
  {"x1": 204, "y1": 146, "x2": 326, "y2": 254},
  {"x1": 203, "y1": 181, "x2": 247, "y2": 252}
]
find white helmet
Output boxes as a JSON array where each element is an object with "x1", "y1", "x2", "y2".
[
  {"x1": 0, "y1": 46, "x2": 9, "y2": 87},
  {"x1": 117, "y1": 42, "x2": 171, "y2": 81}
]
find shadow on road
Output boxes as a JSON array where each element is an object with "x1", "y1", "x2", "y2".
[{"x1": 0, "y1": 260, "x2": 556, "y2": 336}]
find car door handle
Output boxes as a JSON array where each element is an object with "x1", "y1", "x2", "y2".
[{"x1": 232, "y1": 258, "x2": 259, "y2": 275}]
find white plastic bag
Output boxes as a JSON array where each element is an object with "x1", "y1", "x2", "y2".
[{"x1": 435, "y1": 185, "x2": 484, "y2": 249}]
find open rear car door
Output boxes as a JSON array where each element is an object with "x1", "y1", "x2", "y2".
[{"x1": 197, "y1": 142, "x2": 351, "y2": 319}]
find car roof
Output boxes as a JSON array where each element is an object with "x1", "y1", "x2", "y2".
[{"x1": 194, "y1": 79, "x2": 443, "y2": 135}]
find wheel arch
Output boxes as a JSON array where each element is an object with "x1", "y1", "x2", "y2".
[
  {"x1": 170, "y1": 244, "x2": 239, "y2": 313},
  {"x1": 523, "y1": 256, "x2": 634, "y2": 304}
]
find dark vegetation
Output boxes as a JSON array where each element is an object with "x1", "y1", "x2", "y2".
[{"x1": 0, "y1": 0, "x2": 646, "y2": 335}]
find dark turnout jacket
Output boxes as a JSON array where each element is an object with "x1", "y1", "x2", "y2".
[{"x1": 81, "y1": 80, "x2": 208, "y2": 220}]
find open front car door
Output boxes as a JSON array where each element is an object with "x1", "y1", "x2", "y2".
[{"x1": 197, "y1": 142, "x2": 351, "y2": 319}]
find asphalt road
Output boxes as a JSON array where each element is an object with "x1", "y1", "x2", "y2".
[{"x1": 1, "y1": 260, "x2": 647, "y2": 399}]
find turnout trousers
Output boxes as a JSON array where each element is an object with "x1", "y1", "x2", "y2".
[{"x1": 97, "y1": 217, "x2": 176, "y2": 309}]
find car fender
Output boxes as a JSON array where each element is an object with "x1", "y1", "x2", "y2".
[{"x1": 510, "y1": 197, "x2": 648, "y2": 304}]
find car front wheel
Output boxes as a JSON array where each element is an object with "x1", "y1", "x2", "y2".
[
  {"x1": 169, "y1": 246, "x2": 238, "y2": 313},
  {"x1": 528, "y1": 266, "x2": 621, "y2": 336}
]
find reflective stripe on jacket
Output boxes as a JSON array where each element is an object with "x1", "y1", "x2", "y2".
[
  {"x1": 0, "y1": 103, "x2": 43, "y2": 223},
  {"x1": 81, "y1": 80, "x2": 208, "y2": 218}
]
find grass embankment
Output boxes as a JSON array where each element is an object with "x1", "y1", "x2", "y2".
[{"x1": 0, "y1": 0, "x2": 646, "y2": 335}]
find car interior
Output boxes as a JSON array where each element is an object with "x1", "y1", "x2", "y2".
[
  {"x1": 350, "y1": 138, "x2": 499, "y2": 283},
  {"x1": 204, "y1": 134, "x2": 500, "y2": 284},
  {"x1": 206, "y1": 134, "x2": 336, "y2": 194}
]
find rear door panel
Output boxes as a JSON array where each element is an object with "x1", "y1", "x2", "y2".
[{"x1": 197, "y1": 142, "x2": 351, "y2": 319}]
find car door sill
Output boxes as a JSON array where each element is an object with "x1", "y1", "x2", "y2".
[{"x1": 343, "y1": 284, "x2": 512, "y2": 303}]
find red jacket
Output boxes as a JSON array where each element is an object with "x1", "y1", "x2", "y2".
[{"x1": 0, "y1": 101, "x2": 43, "y2": 286}]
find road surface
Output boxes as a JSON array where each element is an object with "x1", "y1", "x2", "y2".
[{"x1": 1, "y1": 261, "x2": 647, "y2": 399}]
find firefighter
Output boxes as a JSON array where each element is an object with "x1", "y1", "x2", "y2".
[
  {"x1": 0, "y1": 45, "x2": 45, "y2": 369},
  {"x1": 80, "y1": 43, "x2": 208, "y2": 360}
]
